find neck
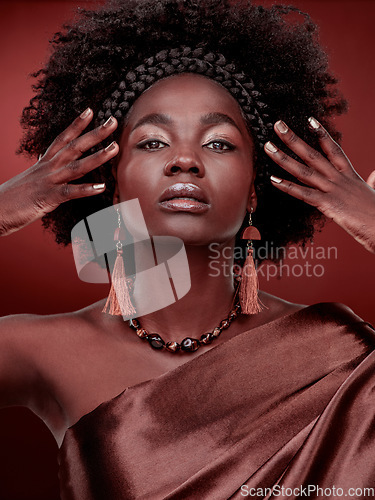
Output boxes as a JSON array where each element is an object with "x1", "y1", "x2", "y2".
[{"x1": 131, "y1": 241, "x2": 238, "y2": 343}]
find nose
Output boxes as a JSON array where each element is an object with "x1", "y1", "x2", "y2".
[{"x1": 164, "y1": 150, "x2": 205, "y2": 178}]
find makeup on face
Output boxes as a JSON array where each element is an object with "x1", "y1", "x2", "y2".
[{"x1": 113, "y1": 74, "x2": 257, "y2": 244}]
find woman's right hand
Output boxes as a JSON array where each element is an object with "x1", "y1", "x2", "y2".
[{"x1": 0, "y1": 108, "x2": 119, "y2": 236}]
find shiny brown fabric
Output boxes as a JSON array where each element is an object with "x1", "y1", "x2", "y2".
[{"x1": 58, "y1": 303, "x2": 375, "y2": 499}]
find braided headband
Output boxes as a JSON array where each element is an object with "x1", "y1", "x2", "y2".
[{"x1": 97, "y1": 46, "x2": 273, "y2": 147}]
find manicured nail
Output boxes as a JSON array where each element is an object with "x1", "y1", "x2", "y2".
[
  {"x1": 265, "y1": 141, "x2": 278, "y2": 153},
  {"x1": 80, "y1": 107, "x2": 92, "y2": 119},
  {"x1": 103, "y1": 116, "x2": 115, "y2": 127},
  {"x1": 92, "y1": 183, "x2": 105, "y2": 190},
  {"x1": 308, "y1": 117, "x2": 320, "y2": 129},
  {"x1": 270, "y1": 175, "x2": 283, "y2": 184},
  {"x1": 275, "y1": 120, "x2": 288, "y2": 134},
  {"x1": 105, "y1": 141, "x2": 117, "y2": 152}
]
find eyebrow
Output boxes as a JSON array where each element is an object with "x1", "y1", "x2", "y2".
[
  {"x1": 199, "y1": 112, "x2": 241, "y2": 133},
  {"x1": 130, "y1": 112, "x2": 242, "y2": 134},
  {"x1": 131, "y1": 113, "x2": 172, "y2": 132}
]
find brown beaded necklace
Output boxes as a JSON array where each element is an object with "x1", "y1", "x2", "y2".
[{"x1": 128, "y1": 281, "x2": 242, "y2": 353}]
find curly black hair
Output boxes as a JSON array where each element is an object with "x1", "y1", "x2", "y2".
[{"x1": 18, "y1": 0, "x2": 347, "y2": 264}]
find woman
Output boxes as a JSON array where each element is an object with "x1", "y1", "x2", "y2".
[{"x1": 1, "y1": 0, "x2": 375, "y2": 498}]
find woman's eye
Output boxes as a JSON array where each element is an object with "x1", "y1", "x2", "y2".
[
  {"x1": 138, "y1": 140, "x2": 167, "y2": 150},
  {"x1": 205, "y1": 141, "x2": 234, "y2": 151}
]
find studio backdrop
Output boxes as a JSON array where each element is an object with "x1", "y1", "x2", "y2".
[{"x1": 0, "y1": 1, "x2": 374, "y2": 499}]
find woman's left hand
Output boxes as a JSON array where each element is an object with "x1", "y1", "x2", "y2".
[{"x1": 264, "y1": 117, "x2": 375, "y2": 254}]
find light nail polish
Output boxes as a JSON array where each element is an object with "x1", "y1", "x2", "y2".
[
  {"x1": 270, "y1": 175, "x2": 283, "y2": 184},
  {"x1": 308, "y1": 117, "x2": 320, "y2": 129},
  {"x1": 275, "y1": 120, "x2": 288, "y2": 133},
  {"x1": 265, "y1": 141, "x2": 278, "y2": 153},
  {"x1": 92, "y1": 183, "x2": 105, "y2": 190},
  {"x1": 105, "y1": 141, "x2": 116, "y2": 152},
  {"x1": 80, "y1": 107, "x2": 91, "y2": 119},
  {"x1": 103, "y1": 116, "x2": 115, "y2": 127}
]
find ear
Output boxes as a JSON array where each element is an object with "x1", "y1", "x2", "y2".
[
  {"x1": 246, "y1": 182, "x2": 257, "y2": 214},
  {"x1": 112, "y1": 164, "x2": 120, "y2": 205}
]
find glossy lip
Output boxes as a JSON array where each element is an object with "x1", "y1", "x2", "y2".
[
  {"x1": 159, "y1": 198, "x2": 210, "y2": 213},
  {"x1": 159, "y1": 182, "x2": 209, "y2": 204},
  {"x1": 158, "y1": 183, "x2": 210, "y2": 214}
]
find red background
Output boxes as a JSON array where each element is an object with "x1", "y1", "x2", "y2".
[{"x1": 0, "y1": 1, "x2": 374, "y2": 498}]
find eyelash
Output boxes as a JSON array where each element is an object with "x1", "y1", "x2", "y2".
[
  {"x1": 204, "y1": 140, "x2": 235, "y2": 152},
  {"x1": 137, "y1": 139, "x2": 235, "y2": 152},
  {"x1": 136, "y1": 140, "x2": 168, "y2": 150}
]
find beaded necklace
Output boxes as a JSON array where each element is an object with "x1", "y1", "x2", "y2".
[{"x1": 128, "y1": 282, "x2": 242, "y2": 353}]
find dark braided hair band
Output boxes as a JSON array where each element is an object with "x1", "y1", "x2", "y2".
[{"x1": 96, "y1": 46, "x2": 273, "y2": 148}]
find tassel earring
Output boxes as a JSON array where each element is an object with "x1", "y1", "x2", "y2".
[
  {"x1": 239, "y1": 208, "x2": 263, "y2": 315},
  {"x1": 102, "y1": 208, "x2": 136, "y2": 316}
]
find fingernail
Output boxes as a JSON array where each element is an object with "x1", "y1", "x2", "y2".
[
  {"x1": 275, "y1": 120, "x2": 288, "y2": 134},
  {"x1": 265, "y1": 141, "x2": 278, "y2": 153},
  {"x1": 80, "y1": 107, "x2": 92, "y2": 119},
  {"x1": 105, "y1": 141, "x2": 117, "y2": 152},
  {"x1": 270, "y1": 175, "x2": 283, "y2": 184},
  {"x1": 308, "y1": 117, "x2": 320, "y2": 129},
  {"x1": 103, "y1": 116, "x2": 115, "y2": 127},
  {"x1": 92, "y1": 183, "x2": 105, "y2": 190}
]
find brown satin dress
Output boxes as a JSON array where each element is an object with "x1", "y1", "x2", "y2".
[{"x1": 58, "y1": 303, "x2": 375, "y2": 499}]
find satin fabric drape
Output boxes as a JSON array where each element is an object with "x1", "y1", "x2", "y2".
[{"x1": 58, "y1": 303, "x2": 375, "y2": 499}]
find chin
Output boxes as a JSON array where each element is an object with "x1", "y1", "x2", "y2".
[
  {"x1": 143, "y1": 209, "x2": 239, "y2": 247},
  {"x1": 149, "y1": 226, "x2": 235, "y2": 249},
  {"x1": 150, "y1": 227, "x2": 210, "y2": 246}
]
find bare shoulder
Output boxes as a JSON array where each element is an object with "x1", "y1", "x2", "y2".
[
  {"x1": 256, "y1": 290, "x2": 307, "y2": 323},
  {"x1": 0, "y1": 299, "x2": 107, "y2": 356},
  {"x1": 253, "y1": 292, "x2": 370, "y2": 331},
  {"x1": 3, "y1": 299, "x2": 113, "y2": 378},
  {"x1": 0, "y1": 313, "x2": 43, "y2": 408},
  {"x1": 0, "y1": 303, "x2": 97, "y2": 384},
  {"x1": 0, "y1": 300, "x2": 113, "y2": 435}
]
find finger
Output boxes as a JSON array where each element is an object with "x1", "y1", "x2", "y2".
[
  {"x1": 42, "y1": 108, "x2": 94, "y2": 160},
  {"x1": 366, "y1": 170, "x2": 375, "y2": 189},
  {"x1": 269, "y1": 175, "x2": 321, "y2": 207},
  {"x1": 52, "y1": 116, "x2": 118, "y2": 168},
  {"x1": 264, "y1": 141, "x2": 331, "y2": 192},
  {"x1": 307, "y1": 117, "x2": 354, "y2": 174},
  {"x1": 53, "y1": 141, "x2": 119, "y2": 183},
  {"x1": 273, "y1": 120, "x2": 339, "y2": 181},
  {"x1": 57, "y1": 182, "x2": 107, "y2": 204}
]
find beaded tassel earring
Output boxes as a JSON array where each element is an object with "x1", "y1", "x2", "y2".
[
  {"x1": 102, "y1": 208, "x2": 136, "y2": 316},
  {"x1": 239, "y1": 208, "x2": 262, "y2": 314}
]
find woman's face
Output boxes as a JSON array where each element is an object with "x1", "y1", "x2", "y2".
[{"x1": 114, "y1": 73, "x2": 256, "y2": 245}]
